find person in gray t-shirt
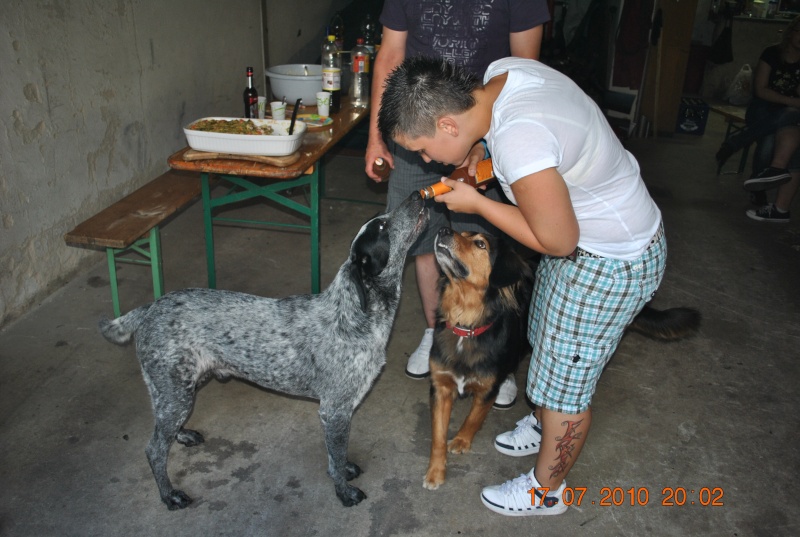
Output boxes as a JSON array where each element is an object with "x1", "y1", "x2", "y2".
[{"x1": 364, "y1": 0, "x2": 550, "y2": 395}]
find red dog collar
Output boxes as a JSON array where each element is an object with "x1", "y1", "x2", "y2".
[{"x1": 445, "y1": 322, "x2": 494, "y2": 338}]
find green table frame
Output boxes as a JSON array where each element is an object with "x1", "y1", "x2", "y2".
[
  {"x1": 199, "y1": 169, "x2": 321, "y2": 291},
  {"x1": 168, "y1": 101, "x2": 369, "y2": 293}
]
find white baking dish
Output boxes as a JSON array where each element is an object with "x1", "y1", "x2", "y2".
[{"x1": 183, "y1": 117, "x2": 307, "y2": 156}]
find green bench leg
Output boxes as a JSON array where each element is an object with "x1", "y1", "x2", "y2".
[
  {"x1": 104, "y1": 226, "x2": 165, "y2": 317},
  {"x1": 149, "y1": 226, "x2": 165, "y2": 299},
  {"x1": 310, "y1": 167, "x2": 320, "y2": 293},
  {"x1": 201, "y1": 172, "x2": 217, "y2": 289},
  {"x1": 106, "y1": 247, "x2": 121, "y2": 318}
]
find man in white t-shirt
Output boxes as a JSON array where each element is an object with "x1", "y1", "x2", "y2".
[{"x1": 378, "y1": 56, "x2": 666, "y2": 516}]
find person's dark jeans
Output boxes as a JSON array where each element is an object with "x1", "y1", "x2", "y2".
[{"x1": 725, "y1": 98, "x2": 800, "y2": 152}]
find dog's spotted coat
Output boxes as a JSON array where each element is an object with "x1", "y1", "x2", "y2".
[{"x1": 100, "y1": 193, "x2": 428, "y2": 510}]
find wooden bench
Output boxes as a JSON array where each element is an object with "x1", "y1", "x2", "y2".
[
  {"x1": 708, "y1": 101, "x2": 750, "y2": 175},
  {"x1": 64, "y1": 170, "x2": 202, "y2": 316}
]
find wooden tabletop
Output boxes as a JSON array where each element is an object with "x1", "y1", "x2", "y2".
[{"x1": 168, "y1": 101, "x2": 369, "y2": 179}]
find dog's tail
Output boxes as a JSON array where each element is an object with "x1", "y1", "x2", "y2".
[
  {"x1": 627, "y1": 305, "x2": 701, "y2": 341},
  {"x1": 98, "y1": 304, "x2": 153, "y2": 346}
]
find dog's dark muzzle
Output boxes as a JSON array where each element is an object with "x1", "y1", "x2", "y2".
[{"x1": 434, "y1": 227, "x2": 456, "y2": 253}]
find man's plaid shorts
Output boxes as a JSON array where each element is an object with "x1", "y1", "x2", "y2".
[{"x1": 526, "y1": 224, "x2": 667, "y2": 414}]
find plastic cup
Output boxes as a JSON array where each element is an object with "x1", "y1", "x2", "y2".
[
  {"x1": 270, "y1": 100, "x2": 286, "y2": 120},
  {"x1": 257, "y1": 97, "x2": 267, "y2": 119},
  {"x1": 316, "y1": 91, "x2": 331, "y2": 118}
]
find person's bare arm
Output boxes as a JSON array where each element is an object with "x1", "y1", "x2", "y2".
[
  {"x1": 509, "y1": 26, "x2": 544, "y2": 60},
  {"x1": 365, "y1": 28, "x2": 407, "y2": 181},
  {"x1": 754, "y1": 59, "x2": 800, "y2": 107},
  {"x1": 436, "y1": 167, "x2": 578, "y2": 256}
]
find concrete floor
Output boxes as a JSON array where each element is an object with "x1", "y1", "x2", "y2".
[{"x1": 1, "y1": 113, "x2": 799, "y2": 537}]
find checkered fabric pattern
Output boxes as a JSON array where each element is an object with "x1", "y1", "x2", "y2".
[
  {"x1": 526, "y1": 224, "x2": 667, "y2": 413},
  {"x1": 385, "y1": 142, "x2": 505, "y2": 256}
]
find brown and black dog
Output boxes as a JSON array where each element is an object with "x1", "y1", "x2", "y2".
[{"x1": 423, "y1": 227, "x2": 700, "y2": 490}]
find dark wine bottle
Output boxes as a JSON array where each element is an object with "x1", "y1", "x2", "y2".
[{"x1": 243, "y1": 66, "x2": 258, "y2": 118}]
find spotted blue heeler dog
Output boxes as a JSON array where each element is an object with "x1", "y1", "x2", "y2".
[{"x1": 99, "y1": 193, "x2": 428, "y2": 510}]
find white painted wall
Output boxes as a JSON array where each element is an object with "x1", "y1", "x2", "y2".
[{"x1": 0, "y1": 0, "x2": 345, "y2": 327}]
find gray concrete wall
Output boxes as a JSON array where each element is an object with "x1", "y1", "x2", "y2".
[{"x1": 0, "y1": 0, "x2": 345, "y2": 327}]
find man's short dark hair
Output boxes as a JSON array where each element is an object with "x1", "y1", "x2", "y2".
[{"x1": 378, "y1": 56, "x2": 479, "y2": 141}]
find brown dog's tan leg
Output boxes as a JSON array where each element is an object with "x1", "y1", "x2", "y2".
[
  {"x1": 424, "y1": 367, "x2": 456, "y2": 490},
  {"x1": 448, "y1": 378, "x2": 495, "y2": 454}
]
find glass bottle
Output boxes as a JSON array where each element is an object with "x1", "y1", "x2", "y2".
[
  {"x1": 330, "y1": 13, "x2": 345, "y2": 51},
  {"x1": 243, "y1": 66, "x2": 258, "y2": 119},
  {"x1": 349, "y1": 38, "x2": 370, "y2": 108},
  {"x1": 361, "y1": 13, "x2": 376, "y2": 57},
  {"x1": 373, "y1": 158, "x2": 390, "y2": 180},
  {"x1": 419, "y1": 159, "x2": 495, "y2": 199},
  {"x1": 321, "y1": 35, "x2": 342, "y2": 113}
]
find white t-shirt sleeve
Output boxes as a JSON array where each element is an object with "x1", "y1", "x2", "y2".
[{"x1": 490, "y1": 119, "x2": 561, "y2": 205}]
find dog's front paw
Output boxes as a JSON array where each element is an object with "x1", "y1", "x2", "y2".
[
  {"x1": 424, "y1": 466, "x2": 445, "y2": 490},
  {"x1": 336, "y1": 484, "x2": 367, "y2": 506},
  {"x1": 163, "y1": 489, "x2": 193, "y2": 510},
  {"x1": 345, "y1": 461, "x2": 362, "y2": 481},
  {"x1": 176, "y1": 428, "x2": 204, "y2": 447},
  {"x1": 447, "y1": 437, "x2": 472, "y2": 454}
]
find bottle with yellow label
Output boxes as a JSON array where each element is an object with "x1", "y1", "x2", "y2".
[{"x1": 321, "y1": 35, "x2": 341, "y2": 113}]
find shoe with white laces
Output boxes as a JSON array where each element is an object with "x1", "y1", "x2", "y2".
[
  {"x1": 481, "y1": 469, "x2": 568, "y2": 516},
  {"x1": 494, "y1": 413, "x2": 542, "y2": 456},
  {"x1": 492, "y1": 375, "x2": 517, "y2": 410},
  {"x1": 746, "y1": 203, "x2": 790, "y2": 223},
  {"x1": 405, "y1": 328, "x2": 433, "y2": 379}
]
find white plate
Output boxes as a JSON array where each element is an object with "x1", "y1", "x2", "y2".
[{"x1": 183, "y1": 117, "x2": 307, "y2": 156}]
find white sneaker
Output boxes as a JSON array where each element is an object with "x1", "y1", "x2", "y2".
[
  {"x1": 492, "y1": 375, "x2": 517, "y2": 410},
  {"x1": 494, "y1": 413, "x2": 541, "y2": 456},
  {"x1": 405, "y1": 328, "x2": 433, "y2": 379},
  {"x1": 481, "y1": 470, "x2": 567, "y2": 516}
]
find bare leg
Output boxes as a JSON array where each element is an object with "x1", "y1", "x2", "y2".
[
  {"x1": 769, "y1": 126, "x2": 800, "y2": 169},
  {"x1": 406, "y1": 253, "x2": 441, "y2": 378},
  {"x1": 415, "y1": 253, "x2": 439, "y2": 328},
  {"x1": 534, "y1": 407, "x2": 592, "y2": 490},
  {"x1": 775, "y1": 170, "x2": 800, "y2": 212}
]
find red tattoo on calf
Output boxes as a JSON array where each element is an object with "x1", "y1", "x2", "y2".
[{"x1": 548, "y1": 418, "x2": 584, "y2": 480}]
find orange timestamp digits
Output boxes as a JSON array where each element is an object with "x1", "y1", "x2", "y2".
[{"x1": 528, "y1": 486, "x2": 725, "y2": 507}]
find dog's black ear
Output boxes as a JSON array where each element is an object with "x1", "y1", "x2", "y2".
[
  {"x1": 349, "y1": 258, "x2": 369, "y2": 313},
  {"x1": 489, "y1": 240, "x2": 527, "y2": 289},
  {"x1": 360, "y1": 242, "x2": 390, "y2": 277}
]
